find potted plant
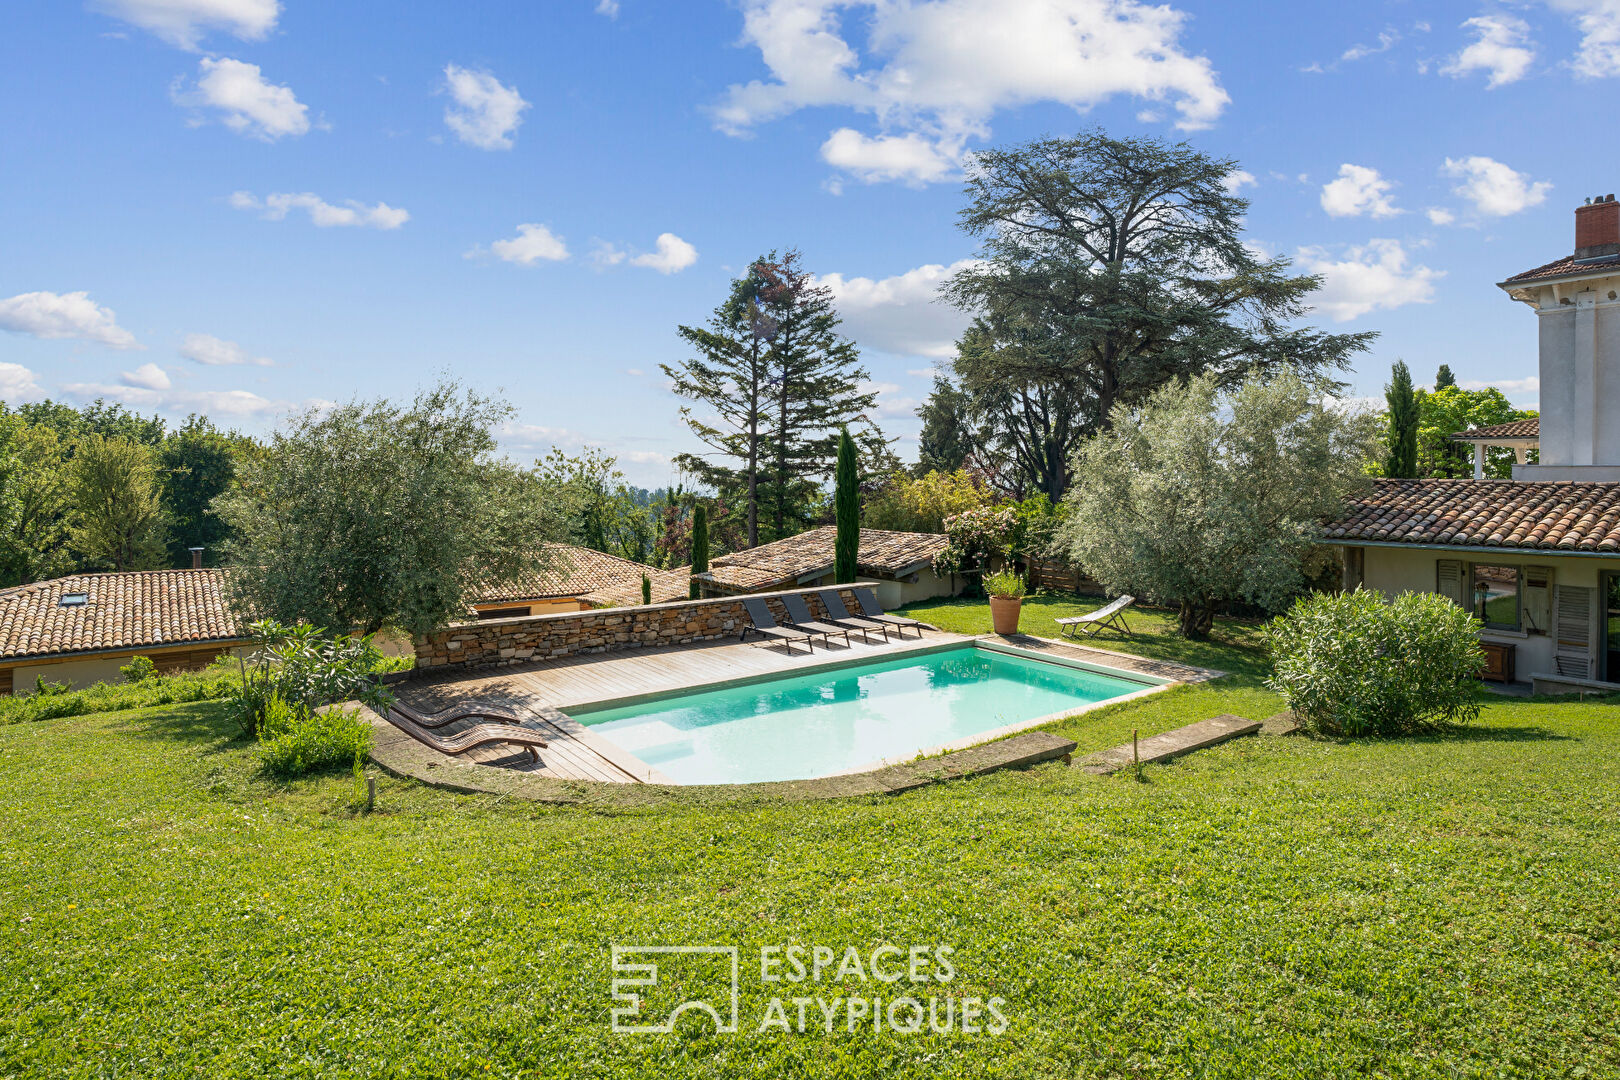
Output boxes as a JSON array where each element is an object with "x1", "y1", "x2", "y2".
[{"x1": 984, "y1": 568, "x2": 1027, "y2": 635}]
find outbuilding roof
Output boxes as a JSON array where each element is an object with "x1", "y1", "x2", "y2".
[
  {"x1": 1323, "y1": 478, "x2": 1620, "y2": 554},
  {"x1": 1448, "y1": 418, "x2": 1540, "y2": 441},
  {"x1": 0, "y1": 569, "x2": 246, "y2": 661},
  {"x1": 477, "y1": 544, "x2": 675, "y2": 604},
  {"x1": 695, "y1": 527, "x2": 948, "y2": 593}
]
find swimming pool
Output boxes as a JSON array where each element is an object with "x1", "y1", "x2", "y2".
[{"x1": 572, "y1": 642, "x2": 1159, "y2": 785}]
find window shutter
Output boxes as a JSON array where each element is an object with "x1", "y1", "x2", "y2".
[
  {"x1": 1435, "y1": 559, "x2": 1467, "y2": 607},
  {"x1": 1523, "y1": 566, "x2": 1554, "y2": 635},
  {"x1": 1553, "y1": 584, "x2": 1595, "y2": 679}
]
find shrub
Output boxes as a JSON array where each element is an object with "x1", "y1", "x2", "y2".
[
  {"x1": 1266, "y1": 589, "x2": 1487, "y2": 736},
  {"x1": 0, "y1": 662, "x2": 238, "y2": 726},
  {"x1": 983, "y1": 569, "x2": 1026, "y2": 599},
  {"x1": 120, "y1": 656, "x2": 157, "y2": 683},
  {"x1": 256, "y1": 693, "x2": 374, "y2": 778},
  {"x1": 933, "y1": 505, "x2": 1020, "y2": 592},
  {"x1": 231, "y1": 620, "x2": 395, "y2": 737}
]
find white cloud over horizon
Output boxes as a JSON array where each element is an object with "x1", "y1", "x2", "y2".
[
  {"x1": 1297, "y1": 239, "x2": 1442, "y2": 322},
  {"x1": 1542, "y1": 0, "x2": 1620, "y2": 78},
  {"x1": 122, "y1": 362, "x2": 172, "y2": 390},
  {"x1": 443, "y1": 65, "x2": 530, "y2": 150},
  {"x1": 0, "y1": 290, "x2": 141, "y2": 349},
  {"x1": 1320, "y1": 164, "x2": 1402, "y2": 219},
  {"x1": 180, "y1": 332, "x2": 272, "y2": 366},
  {"x1": 61, "y1": 379, "x2": 286, "y2": 417},
  {"x1": 1443, "y1": 156, "x2": 1553, "y2": 216},
  {"x1": 94, "y1": 0, "x2": 279, "y2": 50},
  {"x1": 174, "y1": 57, "x2": 309, "y2": 140},
  {"x1": 230, "y1": 190, "x2": 409, "y2": 229},
  {"x1": 1442, "y1": 14, "x2": 1536, "y2": 87},
  {"x1": 814, "y1": 259, "x2": 979, "y2": 358},
  {"x1": 472, "y1": 223, "x2": 571, "y2": 265},
  {"x1": 715, "y1": 0, "x2": 1230, "y2": 185},
  {"x1": 0, "y1": 363, "x2": 45, "y2": 403},
  {"x1": 629, "y1": 233, "x2": 699, "y2": 274}
]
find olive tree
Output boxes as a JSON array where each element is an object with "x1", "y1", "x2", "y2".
[
  {"x1": 1058, "y1": 371, "x2": 1377, "y2": 638},
  {"x1": 217, "y1": 382, "x2": 566, "y2": 637}
]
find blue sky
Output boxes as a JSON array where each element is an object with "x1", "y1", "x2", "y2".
[{"x1": 2, "y1": 0, "x2": 1614, "y2": 487}]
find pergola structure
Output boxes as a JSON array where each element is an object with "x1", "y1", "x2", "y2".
[{"x1": 1449, "y1": 418, "x2": 1539, "y2": 479}]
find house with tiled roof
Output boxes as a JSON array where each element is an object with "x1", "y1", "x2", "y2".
[
  {"x1": 692, "y1": 527, "x2": 958, "y2": 607},
  {"x1": 472, "y1": 543, "x2": 692, "y2": 619},
  {"x1": 1323, "y1": 194, "x2": 1620, "y2": 691}
]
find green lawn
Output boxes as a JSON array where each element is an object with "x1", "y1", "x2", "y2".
[{"x1": 2, "y1": 600, "x2": 1618, "y2": 1078}]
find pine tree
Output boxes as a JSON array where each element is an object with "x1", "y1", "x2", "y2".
[
  {"x1": 1435, "y1": 364, "x2": 1457, "y2": 390},
  {"x1": 1385, "y1": 361, "x2": 1419, "y2": 479},
  {"x1": 689, "y1": 503, "x2": 709, "y2": 600},
  {"x1": 834, "y1": 428, "x2": 859, "y2": 584},
  {"x1": 915, "y1": 376, "x2": 975, "y2": 476}
]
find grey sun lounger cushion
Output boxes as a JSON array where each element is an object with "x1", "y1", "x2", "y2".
[
  {"x1": 815, "y1": 590, "x2": 894, "y2": 642},
  {"x1": 779, "y1": 593, "x2": 853, "y2": 647},
  {"x1": 852, "y1": 587, "x2": 926, "y2": 638},
  {"x1": 740, "y1": 597, "x2": 816, "y2": 652}
]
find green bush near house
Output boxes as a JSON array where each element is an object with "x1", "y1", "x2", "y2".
[
  {"x1": 256, "y1": 693, "x2": 373, "y2": 778},
  {"x1": 1266, "y1": 588, "x2": 1487, "y2": 736},
  {"x1": 230, "y1": 620, "x2": 395, "y2": 737},
  {"x1": 0, "y1": 660, "x2": 238, "y2": 726},
  {"x1": 119, "y1": 656, "x2": 157, "y2": 683}
]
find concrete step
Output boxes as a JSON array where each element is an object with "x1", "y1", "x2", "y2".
[{"x1": 1080, "y1": 714, "x2": 1261, "y2": 775}]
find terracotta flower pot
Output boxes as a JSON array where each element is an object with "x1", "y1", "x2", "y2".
[{"x1": 989, "y1": 594, "x2": 1023, "y2": 635}]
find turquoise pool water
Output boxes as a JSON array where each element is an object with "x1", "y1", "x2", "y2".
[{"x1": 575, "y1": 645, "x2": 1151, "y2": 785}]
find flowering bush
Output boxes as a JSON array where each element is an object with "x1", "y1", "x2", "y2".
[{"x1": 1266, "y1": 589, "x2": 1486, "y2": 736}]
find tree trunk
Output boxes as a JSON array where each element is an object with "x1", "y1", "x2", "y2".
[{"x1": 1178, "y1": 599, "x2": 1216, "y2": 640}]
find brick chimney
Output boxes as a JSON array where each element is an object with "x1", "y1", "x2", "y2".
[
  {"x1": 189, "y1": 546, "x2": 204, "y2": 570},
  {"x1": 1575, "y1": 193, "x2": 1619, "y2": 259}
]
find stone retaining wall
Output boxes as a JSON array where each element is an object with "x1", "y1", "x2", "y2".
[{"x1": 413, "y1": 585, "x2": 869, "y2": 671}]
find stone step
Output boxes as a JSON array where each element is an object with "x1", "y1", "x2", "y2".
[{"x1": 1080, "y1": 714, "x2": 1261, "y2": 775}]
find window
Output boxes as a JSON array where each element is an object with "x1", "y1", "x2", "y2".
[
  {"x1": 1471, "y1": 564, "x2": 1522, "y2": 631},
  {"x1": 476, "y1": 606, "x2": 532, "y2": 620},
  {"x1": 58, "y1": 592, "x2": 88, "y2": 607}
]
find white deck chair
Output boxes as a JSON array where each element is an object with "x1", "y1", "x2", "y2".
[{"x1": 1054, "y1": 595, "x2": 1135, "y2": 640}]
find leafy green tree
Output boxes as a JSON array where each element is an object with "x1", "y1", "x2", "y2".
[
  {"x1": 1412, "y1": 386, "x2": 1535, "y2": 479},
  {"x1": 915, "y1": 375, "x2": 974, "y2": 476},
  {"x1": 159, "y1": 415, "x2": 241, "y2": 566},
  {"x1": 216, "y1": 382, "x2": 566, "y2": 637},
  {"x1": 19, "y1": 399, "x2": 166, "y2": 447},
  {"x1": 689, "y1": 503, "x2": 708, "y2": 600},
  {"x1": 943, "y1": 129, "x2": 1373, "y2": 500},
  {"x1": 1435, "y1": 364, "x2": 1457, "y2": 390},
  {"x1": 1058, "y1": 372, "x2": 1378, "y2": 638},
  {"x1": 67, "y1": 433, "x2": 168, "y2": 571},
  {"x1": 864, "y1": 468, "x2": 993, "y2": 534},
  {"x1": 1384, "y1": 361, "x2": 1419, "y2": 479},
  {"x1": 537, "y1": 447, "x2": 660, "y2": 562},
  {"x1": 834, "y1": 428, "x2": 859, "y2": 584},
  {"x1": 0, "y1": 421, "x2": 72, "y2": 584}
]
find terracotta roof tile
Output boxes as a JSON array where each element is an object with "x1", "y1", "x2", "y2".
[
  {"x1": 581, "y1": 566, "x2": 693, "y2": 607},
  {"x1": 1504, "y1": 252, "x2": 1620, "y2": 283},
  {"x1": 696, "y1": 527, "x2": 948, "y2": 592},
  {"x1": 1324, "y1": 479, "x2": 1620, "y2": 553},
  {"x1": 1448, "y1": 419, "x2": 1539, "y2": 441},
  {"x1": 0, "y1": 569, "x2": 246, "y2": 661},
  {"x1": 478, "y1": 543, "x2": 668, "y2": 603}
]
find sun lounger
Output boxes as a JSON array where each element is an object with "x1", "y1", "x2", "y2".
[
  {"x1": 740, "y1": 597, "x2": 817, "y2": 652},
  {"x1": 780, "y1": 593, "x2": 853, "y2": 647},
  {"x1": 391, "y1": 699, "x2": 522, "y2": 729},
  {"x1": 1054, "y1": 595, "x2": 1135, "y2": 640},
  {"x1": 816, "y1": 589, "x2": 894, "y2": 643},
  {"x1": 852, "y1": 587, "x2": 927, "y2": 638},
  {"x1": 390, "y1": 711, "x2": 550, "y2": 763}
]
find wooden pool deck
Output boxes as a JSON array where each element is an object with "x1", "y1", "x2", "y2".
[
  {"x1": 387, "y1": 630, "x2": 966, "y2": 783},
  {"x1": 377, "y1": 629, "x2": 1215, "y2": 787}
]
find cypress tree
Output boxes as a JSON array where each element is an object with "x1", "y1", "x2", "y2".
[
  {"x1": 641, "y1": 573, "x2": 651, "y2": 606},
  {"x1": 834, "y1": 428, "x2": 859, "y2": 584},
  {"x1": 1435, "y1": 364, "x2": 1456, "y2": 390},
  {"x1": 689, "y1": 504, "x2": 709, "y2": 600},
  {"x1": 1385, "y1": 360, "x2": 1419, "y2": 479}
]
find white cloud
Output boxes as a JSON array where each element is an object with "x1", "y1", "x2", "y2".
[
  {"x1": 595, "y1": 0, "x2": 621, "y2": 15},
  {"x1": 0, "y1": 363, "x2": 45, "y2": 403},
  {"x1": 179, "y1": 332, "x2": 272, "y2": 366},
  {"x1": 230, "y1": 190, "x2": 409, "y2": 229},
  {"x1": 122, "y1": 362, "x2": 171, "y2": 390},
  {"x1": 629, "y1": 233, "x2": 699, "y2": 274},
  {"x1": 175, "y1": 57, "x2": 309, "y2": 140},
  {"x1": 0, "y1": 290, "x2": 141, "y2": 349},
  {"x1": 1342, "y1": 29, "x2": 1400, "y2": 62},
  {"x1": 1541, "y1": 0, "x2": 1620, "y2": 78},
  {"x1": 715, "y1": 0, "x2": 1229, "y2": 184},
  {"x1": 1221, "y1": 169, "x2": 1257, "y2": 194},
  {"x1": 1442, "y1": 156, "x2": 1552, "y2": 216},
  {"x1": 442, "y1": 65, "x2": 529, "y2": 150},
  {"x1": 860, "y1": 380, "x2": 920, "y2": 418},
  {"x1": 1296, "y1": 239, "x2": 1442, "y2": 322},
  {"x1": 814, "y1": 259, "x2": 980, "y2": 358},
  {"x1": 1320, "y1": 164, "x2": 1401, "y2": 219},
  {"x1": 590, "y1": 240, "x2": 629, "y2": 267},
  {"x1": 93, "y1": 0, "x2": 279, "y2": 50},
  {"x1": 472, "y1": 223, "x2": 571, "y2": 265},
  {"x1": 61, "y1": 381, "x2": 284, "y2": 416},
  {"x1": 1426, "y1": 207, "x2": 1457, "y2": 225},
  {"x1": 1461, "y1": 375, "x2": 1540, "y2": 400},
  {"x1": 1441, "y1": 14, "x2": 1536, "y2": 88},
  {"x1": 820, "y1": 129, "x2": 960, "y2": 186}
]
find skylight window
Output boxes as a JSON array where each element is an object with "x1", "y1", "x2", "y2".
[{"x1": 59, "y1": 592, "x2": 88, "y2": 607}]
